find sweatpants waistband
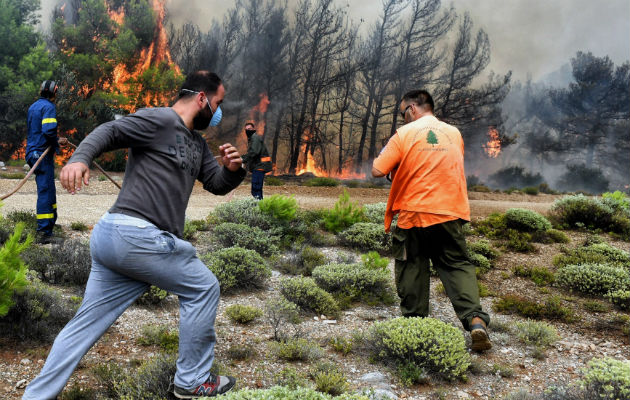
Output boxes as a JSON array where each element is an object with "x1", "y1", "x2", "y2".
[{"x1": 100, "y1": 212, "x2": 156, "y2": 228}]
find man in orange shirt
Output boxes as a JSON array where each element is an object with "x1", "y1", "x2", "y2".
[{"x1": 372, "y1": 89, "x2": 491, "y2": 351}]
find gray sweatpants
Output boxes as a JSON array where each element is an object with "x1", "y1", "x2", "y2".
[{"x1": 23, "y1": 213, "x2": 221, "y2": 400}]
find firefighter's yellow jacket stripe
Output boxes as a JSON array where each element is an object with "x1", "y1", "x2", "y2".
[
  {"x1": 37, "y1": 213, "x2": 55, "y2": 219},
  {"x1": 42, "y1": 118, "x2": 57, "y2": 125}
]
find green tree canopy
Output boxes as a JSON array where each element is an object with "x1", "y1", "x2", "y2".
[{"x1": 0, "y1": 0, "x2": 57, "y2": 158}]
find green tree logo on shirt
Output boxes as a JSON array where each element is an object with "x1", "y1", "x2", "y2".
[{"x1": 427, "y1": 130, "x2": 439, "y2": 146}]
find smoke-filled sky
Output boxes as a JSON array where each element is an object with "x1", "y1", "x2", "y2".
[{"x1": 39, "y1": 0, "x2": 630, "y2": 83}]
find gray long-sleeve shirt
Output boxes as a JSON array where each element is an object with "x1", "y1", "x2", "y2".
[{"x1": 69, "y1": 107, "x2": 246, "y2": 237}]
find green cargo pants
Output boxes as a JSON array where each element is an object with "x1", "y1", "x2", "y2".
[{"x1": 391, "y1": 219, "x2": 490, "y2": 331}]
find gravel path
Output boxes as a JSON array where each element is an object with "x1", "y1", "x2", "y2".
[{"x1": 0, "y1": 178, "x2": 559, "y2": 225}]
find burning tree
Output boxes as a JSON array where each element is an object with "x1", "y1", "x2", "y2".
[{"x1": 50, "y1": 0, "x2": 182, "y2": 152}]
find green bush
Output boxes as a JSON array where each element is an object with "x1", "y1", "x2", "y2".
[
  {"x1": 467, "y1": 239, "x2": 499, "y2": 259},
  {"x1": 323, "y1": 189, "x2": 365, "y2": 233},
  {"x1": 220, "y1": 386, "x2": 371, "y2": 400},
  {"x1": 92, "y1": 363, "x2": 125, "y2": 399},
  {"x1": 607, "y1": 289, "x2": 630, "y2": 310},
  {"x1": 311, "y1": 363, "x2": 348, "y2": 396},
  {"x1": 602, "y1": 191, "x2": 630, "y2": 211},
  {"x1": 265, "y1": 296, "x2": 301, "y2": 341},
  {"x1": 0, "y1": 277, "x2": 77, "y2": 341},
  {"x1": 137, "y1": 324, "x2": 179, "y2": 352},
  {"x1": 270, "y1": 337, "x2": 323, "y2": 361},
  {"x1": 279, "y1": 276, "x2": 339, "y2": 317},
  {"x1": 553, "y1": 243, "x2": 630, "y2": 269},
  {"x1": 549, "y1": 195, "x2": 615, "y2": 231},
  {"x1": 22, "y1": 239, "x2": 92, "y2": 286},
  {"x1": 259, "y1": 194, "x2": 298, "y2": 222},
  {"x1": 360, "y1": 251, "x2": 389, "y2": 271},
  {"x1": 202, "y1": 247, "x2": 271, "y2": 293},
  {"x1": 212, "y1": 198, "x2": 276, "y2": 230},
  {"x1": 183, "y1": 219, "x2": 211, "y2": 239},
  {"x1": 136, "y1": 286, "x2": 169, "y2": 306},
  {"x1": 0, "y1": 172, "x2": 25, "y2": 179},
  {"x1": 363, "y1": 202, "x2": 386, "y2": 224},
  {"x1": 303, "y1": 177, "x2": 339, "y2": 187},
  {"x1": 493, "y1": 295, "x2": 575, "y2": 322},
  {"x1": 532, "y1": 229, "x2": 570, "y2": 244},
  {"x1": 225, "y1": 304, "x2": 263, "y2": 324},
  {"x1": 213, "y1": 222, "x2": 280, "y2": 257},
  {"x1": 583, "y1": 300, "x2": 609, "y2": 313},
  {"x1": 275, "y1": 245, "x2": 328, "y2": 276},
  {"x1": 580, "y1": 357, "x2": 630, "y2": 400},
  {"x1": 514, "y1": 320, "x2": 559, "y2": 348},
  {"x1": 7, "y1": 209, "x2": 38, "y2": 232},
  {"x1": 556, "y1": 263, "x2": 629, "y2": 296},
  {"x1": 265, "y1": 176, "x2": 285, "y2": 186},
  {"x1": 367, "y1": 317, "x2": 470, "y2": 381},
  {"x1": 512, "y1": 265, "x2": 555, "y2": 286},
  {"x1": 113, "y1": 353, "x2": 177, "y2": 399},
  {"x1": 469, "y1": 184, "x2": 492, "y2": 192},
  {"x1": 273, "y1": 367, "x2": 309, "y2": 389},
  {"x1": 504, "y1": 208, "x2": 552, "y2": 232},
  {"x1": 469, "y1": 253, "x2": 492, "y2": 275},
  {"x1": 523, "y1": 186, "x2": 539, "y2": 195},
  {"x1": 506, "y1": 230, "x2": 535, "y2": 252},
  {"x1": 338, "y1": 223, "x2": 391, "y2": 253},
  {"x1": 227, "y1": 344, "x2": 256, "y2": 361},
  {"x1": 329, "y1": 336, "x2": 353, "y2": 355},
  {"x1": 311, "y1": 263, "x2": 393, "y2": 305},
  {"x1": 70, "y1": 221, "x2": 89, "y2": 231},
  {"x1": 0, "y1": 222, "x2": 31, "y2": 317}
]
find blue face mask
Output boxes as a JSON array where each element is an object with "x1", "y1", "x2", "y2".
[
  {"x1": 209, "y1": 105, "x2": 222, "y2": 127},
  {"x1": 183, "y1": 88, "x2": 223, "y2": 129}
]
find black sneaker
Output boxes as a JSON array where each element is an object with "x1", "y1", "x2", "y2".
[{"x1": 173, "y1": 373, "x2": 236, "y2": 398}]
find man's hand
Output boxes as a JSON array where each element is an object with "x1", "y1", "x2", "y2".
[
  {"x1": 219, "y1": 143, "x2": 243, "y2": 172},
  {"x1": 60, "y1": 162, "x2": 90, "y2": 194},
  {"x1": 58, "y1": 137, "x2": 68, "y2": 145}
]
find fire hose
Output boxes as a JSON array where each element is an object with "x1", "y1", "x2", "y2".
[{"x1": 0, "y1": 141, "x2": 121, "y2": 201}]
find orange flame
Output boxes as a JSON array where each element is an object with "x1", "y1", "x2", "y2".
[
  {"x1": 108, "y1": 0, "x2": 181, "y2": 112},
  {"x1": 247, "y1": 93, "x2": 270, "y2": 135},
  {"x1": 107, "y1": 4, "x2": 124, "y2": 27},
  {"x1": 294, "y1": 130, "x2": 365, "y2": 179},
  {"x1": 483, "y1": 127, "x2": 501, "y2": 158},
  {"x1": 239, "y1": 93, "x2": 271, "y2": 169}
]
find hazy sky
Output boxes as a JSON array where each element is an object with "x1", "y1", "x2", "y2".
[{"x1": 40, "y1": 0, "x2": 630, "y2": 83}]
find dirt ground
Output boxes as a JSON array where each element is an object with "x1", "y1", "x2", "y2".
[
  {"x1": 2, "y1": 174, "x2": 626, "y2": 400},
  {"x1": 0, "y1": 174, "x2": 562, "y2": 225}
]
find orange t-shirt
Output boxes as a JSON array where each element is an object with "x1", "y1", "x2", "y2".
[{"x1": 373, "y1": 115, "x2": 470, "y2": 232}]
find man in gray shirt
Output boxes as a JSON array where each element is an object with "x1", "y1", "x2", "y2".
[{"x1": 23, "y1": 71, "x2": 243, "y2": 399}]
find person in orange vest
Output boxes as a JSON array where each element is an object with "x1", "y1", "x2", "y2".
[
  {"x1": 372, "y1": 89, "x2": 492, "y2": 351},
  {"x1": 241, "y1": 121, "x2": 272, "y2": 200}
]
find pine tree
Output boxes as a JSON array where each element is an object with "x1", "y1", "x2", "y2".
[
  {"x1": 427, "y1": 130, "x2": 439, "y2": 146},
  {"x1": 0, "y1": 222, "x2": 33, "y2": 317}
]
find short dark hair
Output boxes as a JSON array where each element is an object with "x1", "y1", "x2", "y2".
[
  {"x1": 402, "y1": 89, "x2": 434, "y2": 112},
  {"x1": 177, "y1": 71, "x2": 222, "y2": 100}
]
